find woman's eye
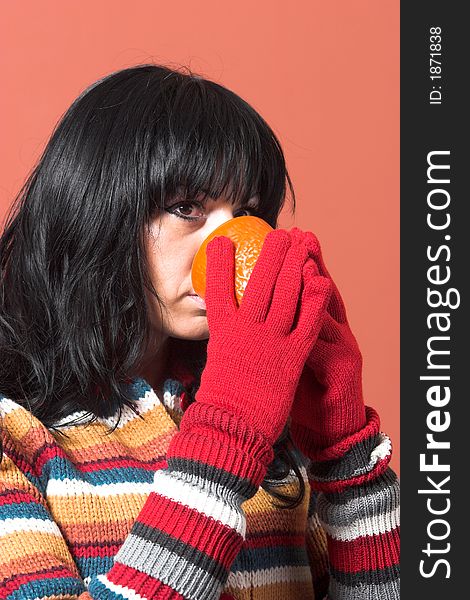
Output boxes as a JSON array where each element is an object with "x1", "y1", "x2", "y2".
[
  {"x1": 163, "y1": 201, "x2": 204, "y2": 221},
  {"x1": 166, "y1": 201, "x2": 256, "y2": 221},
  {"x1": 237, "y1": 207, "x2": 256, "y2": 217},
  {"x1": 173, "y1": 201, "x2": 203, "y2": 220}
]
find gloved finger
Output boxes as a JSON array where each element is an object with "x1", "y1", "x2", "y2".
[
  {"x1": 306, "y1": 311, "x2": 363, "y2": 378},
  {"x1": 205, "y1": 236, "x2": 238, "y2": 318},
  {"x1": 293, "y1": 275, "x2": 333, "y2": 349},
  {"x1": 301, "y1": 255, "x2": 348, "y2": 329},
  {"x1": 267, "y1": 240, "x2": 309, "y2": 334},
  {"x1": 289, "y1": 259, "x2": 321, "y2": 330},
  {"x1": 289, "y1": 227, "x2": 348, "y2": 324},
  {"x1": 317, "y1": 311, "x2": 344, "y2": 344},
  {"x1": 240, "y1": 228, "x2": 291, "y2": 322},
  {"x1": 302, "y1": 258, "x2": 321, "y2": 279}
]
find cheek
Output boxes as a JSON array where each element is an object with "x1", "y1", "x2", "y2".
[
  {"x1": 145, "y1": 219, "x2": 199, "y2": 299},
  {"x1": 147, "y1": 244, "x2": 190, "y2": 300}
]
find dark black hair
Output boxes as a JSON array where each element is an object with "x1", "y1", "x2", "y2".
[{"x1": 0, "y1": 63, "x2": 306, "y2": 509}]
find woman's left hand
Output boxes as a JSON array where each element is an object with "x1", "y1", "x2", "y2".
[{"x1": 287, "y1": 227, "x2": 367, "y2": 461}]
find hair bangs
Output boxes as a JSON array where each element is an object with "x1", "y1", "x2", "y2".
[{"x1": 147, "y1": 75, "x2": 294, "y2": 227}]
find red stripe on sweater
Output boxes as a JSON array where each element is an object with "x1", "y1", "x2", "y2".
[
  {"x1": 0, "y1": 490, "x2": 45, "y2": 506},
  {"x1": 309, "y1": 454, "x2": 392, "y2": 494},
  {"x1": 0, "y1": 566, "x2": 78, "y2": 600},
  {"x1": 167, "y1": 432, "x2": 266, "y2": 486},
  {"x1": 35, "y1": 444, "x2": 59, "y2": 472},
  {"x1": 72, "y1": 542, "x2": 122, "y2": 558},
  {"x1": 107, "y1": 562, "x2": 186, "y2": 599},
  {"x1": 78, "y1": 457, "x2": 167, "y2": 473},
  {"x1": 308, "y1": 406, "x2": 381, "y2": 462},
  {"x1": 327, "y1": 527, "x2": 400, "y2": 572},
  {"x1": 137, "y1": 491, "x2": 243, "y2": 570},
  {"x1": 244, "y1": 533, "x2": 305, "y2": 549},
  {"x1": 36, "y1": 444, "x2": 168, "y2": 474}
]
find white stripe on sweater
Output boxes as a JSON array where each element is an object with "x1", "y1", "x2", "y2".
[
  {"x1": 95, "y1": 574, "x2": 148, "y2": 600},
  {"x1": 319, "y1": 504, "x2": 400, "y2": 541},
  {"x1": 227, "y1": 565, "x2": 313, "y2": 589},
  {"x1": 114, "y1": 537, "x2": 223, "y2": 600},
  {"x1": 368, "y1": 433, "x2": 393, "y2": 468},
  {"x1": 0, "y1": 397, "x2": 18, "y2": 415},
  {"x1": 0, "y1": 517, "x2": 63, "y2": 537},
  {"x1": 153, "y1": 469, "x2": 246, "y2": 536},
  {"x1": 49, "y1": 384, "x2": 161, "y2": 430},
  {"x1": 46, "y1": 478, "x2": 154, "y2": 497},
  {"x1": 329, "y1": 574, "x2": 400, "y2": 600}
]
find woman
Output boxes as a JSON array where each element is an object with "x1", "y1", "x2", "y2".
[{"x1": 0, "y1": 64, "x2": 400, "y2": 599}]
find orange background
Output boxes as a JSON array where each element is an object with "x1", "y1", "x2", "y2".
[{"x1": 0, "y1": 1, "x2": 400, "y2": 474}]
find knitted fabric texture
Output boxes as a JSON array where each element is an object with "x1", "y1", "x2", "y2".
[{"x1": 0, "y1": 374, "x2": 399, "y2": 599}]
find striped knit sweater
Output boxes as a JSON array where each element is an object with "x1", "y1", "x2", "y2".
[{"x1": 0, "y1": 373, "x2": 400, "y2": 599}]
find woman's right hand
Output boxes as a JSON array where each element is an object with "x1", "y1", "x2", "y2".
[{"x1": 195, "y1": 228, "x2": 333, "y2": 446}]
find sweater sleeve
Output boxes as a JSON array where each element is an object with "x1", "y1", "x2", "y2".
[
  {"x1": 1, "y1": 400, "x2": 274, "y2": 599},
  {"x1": 304, "y1": 489, "x2": 330, "y2": 599},
  {"x1": 302, "y1": 406, "x2": 400, "y2": 600},
  {"x1": 0, "y1": 449, "x2": 93, "y2": 599}
]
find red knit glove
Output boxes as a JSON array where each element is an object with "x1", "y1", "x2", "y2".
[
  {"x1": 194, "y1": 229, "x2": 333, "y2": 446},
  {"x1": 288, "y1": 227, "x2": 367, "y2": 460}
]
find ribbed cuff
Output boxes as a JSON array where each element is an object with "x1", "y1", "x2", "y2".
[
  {"x1": 306, "y1": 426, "x2": 393, "y2": 493},
  {"x1": 296, "y1": 405, "x2": 381, "y2": 463},
  {"x1": 315, "y1": 467, "x2": 400, "y2": 599},
  {"x1": 110, "y1": 490, "x2": 242, "y2": 599},
  {"x1": 168, "y1": 401, "x2": 275, "y2": 497}
]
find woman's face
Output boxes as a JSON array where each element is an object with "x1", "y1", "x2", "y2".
[{"x1": 144, "y1": 192, "x2": 260, "y2": 342}]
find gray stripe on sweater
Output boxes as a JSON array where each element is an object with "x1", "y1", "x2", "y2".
[
  {"x1": 115, "y1": 532, "x2": 225, "y2": 600},
  {"x1": 128, "y1": 520, "x2": 228, "y2": 579},
  {"x1": 322, "y1": 468, "x2": 399, "y2": 505},
  {"x1": 307, "y1": 433, "x2": 390, "y2": 483},
  {"x1": 316, "y1": 471, "x2": 400, "y2": 527},
  {"x1": 328, "y1": 576, "x2": 400, "y2": 600},
  {"x1": 331, "y1": 563, "x2": 399, "y2": 586},
  {"x1": 167, "y1": 455, "x2": 259, "y2": 502}
]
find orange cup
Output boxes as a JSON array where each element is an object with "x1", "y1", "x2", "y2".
[{"x1": 191, "y1": 216, "x2": 274, "y2": 306}]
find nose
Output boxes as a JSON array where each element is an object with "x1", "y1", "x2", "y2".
[
  {"x1": 189, "y1": 206, "x2": 237, "y2": 294},
  {"x1": 199, "y1": 205, "x2": 239, "y2": 241}
]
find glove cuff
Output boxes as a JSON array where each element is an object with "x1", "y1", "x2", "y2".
[
  {"x1": 293, "y1": 405, "x2": 380, "y2": 462},
  {"x1": 168, "y1": 400, "x2": 275, "y2": 500},
  {"x1": 306, "y1": 429, "x2": 393, "y2": 494}
]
